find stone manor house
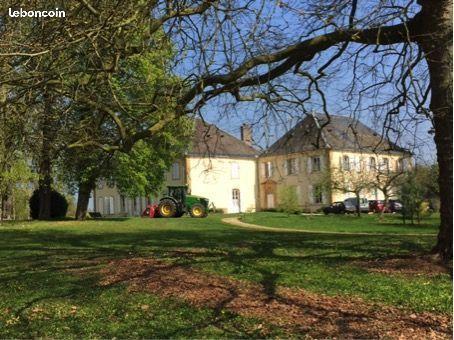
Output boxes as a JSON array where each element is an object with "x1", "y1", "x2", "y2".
[{"x1": 92, "y1": 114, "x2": 412, "y2": 215}]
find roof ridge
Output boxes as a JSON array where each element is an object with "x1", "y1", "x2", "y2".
[
  {"x1": 310, "y1": 112, "x2": 331, "y2": 148},
  {"x1": 195, "y1": 118, "x2": 257, "y2": 150},
  {"x1": 190, "y1": 118, "x2": 258, "y2": 158},
  {"x1": 262, "y1": 112, "x2": 409, "y2": 156}
]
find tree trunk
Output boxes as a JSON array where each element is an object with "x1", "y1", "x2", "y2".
[
  {"x1": 0, "y1": 195, "x2": 4, "y2": 223},
  {"x1": 38, "y1": 91, "x2": 54, "y2": 220},
  {"x1": 380, "y1": 193, "x2": 389, "y2": 221},
  {"x1": 417, "y1": 0, "x2": 453, "y2": 262},
  {"x1": 355, "y1": 192, "x2": 361, "y2": 217},
  {"x1": 75, "y1": 180, "x2": 95, "y2": 220},
  {"x1": 38, "y1": 154, "x2": 52, "y2": 220}
]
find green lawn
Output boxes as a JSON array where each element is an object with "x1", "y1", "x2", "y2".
[
  {"x1": 0, "y1": 214, "x2": 451, "y2": 338},
  {"x1": 241, "y1": 212, "x2": 440, "y2": 234}
]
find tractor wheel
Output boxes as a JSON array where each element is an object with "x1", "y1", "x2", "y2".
[
  {"x1": 158, "y1": 199, "x2": 177, "y2": 218},
  {"x1": 189, "y1": 204, "x2": 207, "y2": 218}
]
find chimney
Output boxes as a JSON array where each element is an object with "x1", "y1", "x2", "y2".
[{"x1": 240, "y1": 123, "x2": 253, "y2": 146}]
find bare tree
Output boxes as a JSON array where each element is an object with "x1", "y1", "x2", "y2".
[
  {"x1": 325, "y1": 167, "x2": 374, "y2": 217},
  {"x1": 371, "y1": 155, "x2": 408, "y2": 219}
]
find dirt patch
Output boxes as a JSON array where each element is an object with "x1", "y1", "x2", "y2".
[
  {"x1": 99, "y1": 257, "x2": 452, "y2": 339},
  {"x1": 353, "y1": 255, "x2": 451, "y2": 277}
]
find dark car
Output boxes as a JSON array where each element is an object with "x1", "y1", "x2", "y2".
[
  {"x1": 388, "y1": 199, "x2": 403, "y2": 213},
  {"x1": 323, "y1": 202, "x2": 346, "y2": 215},
  {"x1": 369, "y1": 200, "x2": 386, "y2": 213}
]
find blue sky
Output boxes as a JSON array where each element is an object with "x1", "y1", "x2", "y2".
[{"x1": 169, "y1": 1, "x2": 436, "y2": 164}]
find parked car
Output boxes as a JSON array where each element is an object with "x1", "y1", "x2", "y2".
[
  {"x1": 344, "y1": 197, "x2": 369, "y2": 213},
  {"x1": 387, "y1": 199, "x2": 403, "y2": 213},
  {"x1": 369, "y1": 200, "x2": 386, "y2": 213},
  {"x1": 322, "y1": 202, "x2": 346, "y2": 215},
  {"x1": 343, "y1": 199, "x2": 356, "y2": 213}
]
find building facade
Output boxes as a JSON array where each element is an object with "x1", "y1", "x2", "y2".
[
  {"x1": 93, "y1": 114, "x2": 411, "y2": 215},
  {"x1": 93, "y1": 120, "x2": 258, "y2": 215},
  {"x1": 258, "y1": 114, "x2": 412, "y2": 211}
]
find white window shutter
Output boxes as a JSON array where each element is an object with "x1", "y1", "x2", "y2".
[
  {"x1": 308, "y1": 185, "x2": 314, "y2": 204},
  {"x1": 296, "y1": 185, "x2": 302, "y2": 203},
  {"x1": 322, "y1": 190, "x2": 327, "y2": 204},
  {"x1": 97, "y1": 198, "x2": 103, "y2": 213},
  {"x1": 283, "y1": 160, "x2": 288, "y2": 175},
  {"x1": 307, "y1": 157, "x2": 312, "y2": 174},
  {"x1": 355, "y1": 156, "x2": 361, "y2": 172},
  {"x1": 269, "y1": 162, "x2": 273, "y2": 177},
  {"x1": 295, "y1": 158, "x2": 300, "y2": 173},
  {"x1": 261, "y1": 163, "x2": 265, "y2": 177}
]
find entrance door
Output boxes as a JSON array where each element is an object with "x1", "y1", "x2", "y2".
[
  {"x1": 232, "y1": 189, "x2": 241, "y2": 213},
  {"x1": 266, "y1": 193, "x2": 275, "y2": 209}
]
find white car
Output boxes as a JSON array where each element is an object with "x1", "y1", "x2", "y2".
[{"x1": 344, "y1": 197, "x2": 369, "y2": 213}]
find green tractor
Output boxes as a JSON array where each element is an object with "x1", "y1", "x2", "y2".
[{"x1": 158, "y1": 186, "x2": 209, "y2": 218}]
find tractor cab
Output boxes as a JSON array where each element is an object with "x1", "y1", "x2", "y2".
[
  {"x1": 158, "y1": 186, "x2": 209, "y2": 218},
  {"x1": 167, "y1": 186, "x2": 187, "y2": 203}
]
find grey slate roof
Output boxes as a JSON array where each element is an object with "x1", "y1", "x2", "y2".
[
  {"x1": 188, "y1": 119, "x2": 258, "y2": 158},
  {"x1": 262, "y1": 114, "x2": 409, "y2": 156}
]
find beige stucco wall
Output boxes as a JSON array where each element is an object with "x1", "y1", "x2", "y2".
[
  {"x1": 328, "y1": 150, "x2": 411, "y2": 202},
  {"x1": 94, "y1": 156, "x2": 258, "y2": 215},
  {"x1": 164, "y1": 158, "x2": 186, "y2": 187},
  {"x1": 258, "y1": 149, "x2": 411, "y2": 211},
  {"x1": 258, "y1": 150, "x2": 330, "y2": 212},
  {"x1": 94, "y1": 182, "x2": 147, "y2": 216},
  {"x1": 187, "y1": 156, "x2": 258, "y2": 213},
  {"x1": 93, "y1": 148, "x2": 411, "y2": 216}
]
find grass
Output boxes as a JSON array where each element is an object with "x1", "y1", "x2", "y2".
[
  {"x1": 0, "y1": 214, "x2": 451, "y2": 338},
  {"x1": 241, "y1": 212, "x2": 440, "y2": 234}
]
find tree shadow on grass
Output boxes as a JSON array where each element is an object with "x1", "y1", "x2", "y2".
[{"x1": 0, "y1": 222, "x2": 446, "y2": 337}]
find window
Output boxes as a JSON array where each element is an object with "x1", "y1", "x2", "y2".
[
  {"x1": 382, "y1": 158, "x2": 389, "y2": 171},
  {"x1": 397, "y1": 158, "x2": 404, "y2": 172},
  {"x1": 369, "y1": 157, "x2": 376, "y2": 170},
  {"x1": 354, "y1": 157, "x2": 362, "y2": 172},
  {"x1": 171, "y1": 162, "x2": 180, "y2": 180},
  {"x1": 312, "y1": 157, "x2": 321, "y2": 172},
  {"x1": 264, "y1": 161, "x2": 273, "y2": 178},
  {"x1": 313, "y1": 185, "x2": 323, "y2": 204},
  {"x1": 104, "y1": 197, "x2": 114, "y2": 214},
  {"x1": 388, "y1": 158, "x2": 393, "y2": 171},
  {"x1": 342, "y1": 156, "x2": 350, "y2": 171},
  {"x1": 231, "y1": 162, "x2": 240, "y2": 179},
  {"x1": 286, "y1": 158, "x2": 298, "y2": 175}
]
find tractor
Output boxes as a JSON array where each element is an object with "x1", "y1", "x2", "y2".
[{"x1": 158, "y1": 186, "x2": 209, "y2": 218}]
